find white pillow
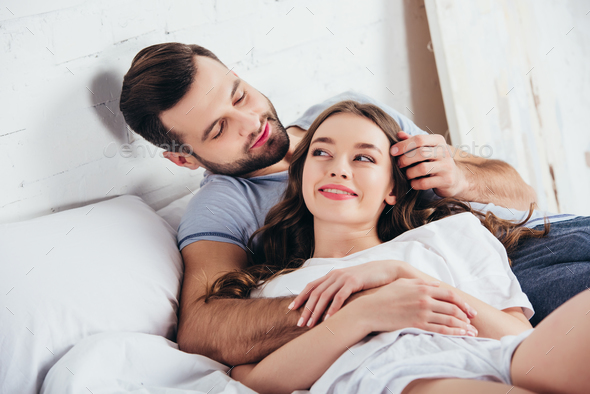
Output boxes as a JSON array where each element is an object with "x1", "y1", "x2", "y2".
[
  {"x1": 0, "y1": 195, "x2": 183, "y2": 394},
  {"x1": 156, "y1": 192, "x2": 194, "y2": 232}
]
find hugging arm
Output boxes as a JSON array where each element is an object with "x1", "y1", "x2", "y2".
[
  {"x1": 294, "y1": 260, "x2": 532, "y2": 340},
  {"x1": 234, "y1": 268, "x2": 532, "y2": 394},
  {"x1": 237, "y1": 298, "x2": 371, "y2": 394},
  {"x1": 177, "y1": 240, "x2": 309, "y2": 366},
  {"x1": 177, "y1": 242, "x2": 477, "y2": 366}
]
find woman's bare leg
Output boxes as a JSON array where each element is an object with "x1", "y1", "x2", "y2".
[
  {"x1": 511, "y1": 290, "x2": 590, "y2": 393},
  {"x1": 403, "y1": 378, "x2": 536, "y2": 394}
]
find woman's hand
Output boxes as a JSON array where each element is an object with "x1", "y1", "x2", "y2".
[
  {"x1": 289, "y1": 260, "x2": 404, "y2": 328},
  {"x1": 353, "y1": 278, "x2": 478, "y2": 336}
]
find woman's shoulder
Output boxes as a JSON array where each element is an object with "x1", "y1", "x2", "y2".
[{"x1": 392, "y1": 212, "x2": 481, "y2": 241}]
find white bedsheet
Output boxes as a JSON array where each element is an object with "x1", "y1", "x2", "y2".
[
  {"x1": 41, "y1": 332, "x2": 309, "y2": 394},
  {"x1": 40, "y1": 332, "x2": 251, "y2": 394}
]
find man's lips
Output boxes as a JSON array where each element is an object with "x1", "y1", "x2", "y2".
[{"x1": 250, "y1": 122, "x2": 270, "y2": 150}]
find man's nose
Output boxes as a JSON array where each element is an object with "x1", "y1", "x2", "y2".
[{"x1": 232, "y1": 110, "x2": 261, "y2": 137}]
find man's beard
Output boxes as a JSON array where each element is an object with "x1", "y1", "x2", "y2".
[{"x1": 192, "y1": 93, "x2": 291, "y2": 177}]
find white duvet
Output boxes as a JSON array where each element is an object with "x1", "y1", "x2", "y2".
[
  {"x1": 41, "y1": 332, "x2": 262, "y2": 394},
  {"x1": 42, "y1": 213, "x2": 530, "y2": 393}
]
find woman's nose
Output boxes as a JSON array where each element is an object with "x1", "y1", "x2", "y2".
[
  {"x1": 331, "y1": 172, "x2": 348, "y2": 179},
  {"x1": 330, "y1": 164, "x2": 350, "y2": 179}
]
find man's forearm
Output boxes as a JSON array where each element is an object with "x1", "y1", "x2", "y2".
[
  {"x1": 454, "y1": 156, "x2": 537, "y2": 211},
  {"x1": 178, "y1": 296, "x2": 314, "y2": 366}
]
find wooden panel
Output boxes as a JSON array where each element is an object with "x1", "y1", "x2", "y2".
[{"x1": 425, "y1": 0, "x2": 590, "y2": 214}]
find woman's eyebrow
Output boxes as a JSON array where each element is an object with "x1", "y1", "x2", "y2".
[{"x1": 310, "y1": 137, "x2": 382, "y2": 155}]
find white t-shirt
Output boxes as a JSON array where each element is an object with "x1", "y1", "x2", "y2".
[{"x1": 250, "y1": 212, "x2": 534, "y2": 319}]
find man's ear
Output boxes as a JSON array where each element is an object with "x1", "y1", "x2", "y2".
[
  {"x1": 385, "y1": 189, "x2": 397, "y2": 206},
  {"x1": 162, "y1": 151, "x2": 202, "y2": 170}
]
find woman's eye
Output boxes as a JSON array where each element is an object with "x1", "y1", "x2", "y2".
[
  {"x1": 312, "y1": 148, "x2": 328, "y2": 156},
  {"x1": 355, "y1": 154, "x2": 374, "y2": 163}
]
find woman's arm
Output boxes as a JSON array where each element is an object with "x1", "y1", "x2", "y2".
[
  {"x1": 292, "y1": 259, "x2": 530, "y2": 340},
  {"x1": 396, "y1": 263, "x2": 532, "y2": 339},
  {"x1": 237, "y1": 299, "x2": 371, "y2": 394},
  {"x1": 234, "y1": 277, "x2": 479, "y2": 393},
  {"x1": 292, "y1": 259, "x2": 474, "y2": 328}
]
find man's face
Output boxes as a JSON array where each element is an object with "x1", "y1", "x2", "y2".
[{"x1": 160, "y1": 56, "x2": 290, "y2": 177}]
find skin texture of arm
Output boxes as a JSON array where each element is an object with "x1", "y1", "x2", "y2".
[
  {"x1": 238, "y1": 300, "x2": 372, "y2": 394},
  {"x1": 451, "y1": 146, "x2": 538, "y2": 211},
  {"x1": 177, "y1": 240, "x2": 315, "y2": 366},
  {"x1": 177, "y1": 243, "x2": 478, "y2": 365}
]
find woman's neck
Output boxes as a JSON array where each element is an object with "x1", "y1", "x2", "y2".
[{"x1": 312, "y1": 219, "x2": 383, "y2": 259}]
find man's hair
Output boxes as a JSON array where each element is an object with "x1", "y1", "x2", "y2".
[{"x1": 119, "y1": 43, "x2": 226, "y2": 153}]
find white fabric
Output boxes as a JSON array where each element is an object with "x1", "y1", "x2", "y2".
[
  {"x1": 251, "y1": 212, "x2": 534, "y2": 319},
  {"x1": 41, "y1": 332, "x2": 259, "y2": 394},
  {"x1": 310, "y1": 328, "x2": 534, "y2": 394},
  {"x1": 250, "y1": 212, "x2": 534, "y2": 393},
  {"x1": 156, "y1": 192, "x2": 194, "y2": 231},
  {"x1": 0, "y1": 195, "x2": 183, "y2": 394}
]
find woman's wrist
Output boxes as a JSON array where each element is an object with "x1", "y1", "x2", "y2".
[
  {"x1": 387, "y1": 259, "x2": 412, "y2": 280},
  {"x1": 339, "y1": 296, "x2": 375, "y2": 335}
]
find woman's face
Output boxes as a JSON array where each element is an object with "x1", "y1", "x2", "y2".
[{"x1": 302, "y1": 113, "x2": 397, "y2": 227}]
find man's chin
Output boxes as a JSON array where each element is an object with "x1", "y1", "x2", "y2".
[{"x1": 207, "y1": 147, "x2": 287, "y2": 177}]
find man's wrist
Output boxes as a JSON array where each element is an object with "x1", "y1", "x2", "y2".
[{"x1": 450, "y1": 161, "x2": 473, "y2": 200}]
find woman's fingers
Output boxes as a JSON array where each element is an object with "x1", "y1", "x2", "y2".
[
  {"x1": 429, "y1": 286, "x2": 477, "y2": 319},
  {"x1": 306, "y1": 282, "x2": 347, "y2": 328},
  {"x1": 422, "y1": 322, "x2": 477, "y2": 337},
  {"x1": 429, "y1": 297, "x2": 471, "y2": 324},
  {"x1": 291, "y1": 283, "x2": 314, "y2": 311},
  {"x1": 297, "y1": 278, "x2": 335, "y2": 327},
  {"x1": 427, "y1": 309, "x2": 478, "y2": 336},
  {"x1": 324, "y1": 286, "x2": 354, "y2": 321}
]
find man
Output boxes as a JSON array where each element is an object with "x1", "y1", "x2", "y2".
[{"x1": 119, "y1": 43, "x2": 588, "y2": 366}]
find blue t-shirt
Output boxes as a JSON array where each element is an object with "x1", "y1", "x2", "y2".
[{"x1": 177, "y1": 91, "x2": 577, "y2": 252}]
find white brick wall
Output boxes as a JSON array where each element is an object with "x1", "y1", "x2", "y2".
[{"x1": 0, "y1": 0, "x2": 446, "y2": 223}]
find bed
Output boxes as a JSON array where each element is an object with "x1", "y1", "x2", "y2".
[{"x1": 0, "y1": 193, "x2": 305, "y2": 394}]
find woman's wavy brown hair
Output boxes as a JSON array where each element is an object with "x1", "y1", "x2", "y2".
[{"x1": 200, "y1": 100, "x2": 548, "y2": 302}]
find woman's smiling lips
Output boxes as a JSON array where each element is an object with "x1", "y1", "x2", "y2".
[{"x1": 318, "y1": 184, "x2": 358, "y2": 200}]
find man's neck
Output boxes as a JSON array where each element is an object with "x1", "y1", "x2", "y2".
[{"x1": 243, "y1": 126, "x2": 305, "y2": 178}]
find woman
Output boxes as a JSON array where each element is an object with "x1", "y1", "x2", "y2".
[{"x1": 202, "y1": 101, "x2": 588, "y2": 393}]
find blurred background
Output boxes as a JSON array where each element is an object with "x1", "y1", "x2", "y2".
[{"x1": 1, "y1": 0, "x2": 588, "y2": 223}]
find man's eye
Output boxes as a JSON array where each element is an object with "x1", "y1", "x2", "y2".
[
  {"x1": 235, "y1": 91, "x2": 246, "y2": 105},
  {"x1": 213, "y1": 122, "x2": 224, "y2": 140}
]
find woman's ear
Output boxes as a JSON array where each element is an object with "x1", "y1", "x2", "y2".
[
  {"x1": 385, "y1": 189, "x2": 397, "y2": 206},
  {"x1": 162, "y1": 151, "x2": 202, "y2": 170}
]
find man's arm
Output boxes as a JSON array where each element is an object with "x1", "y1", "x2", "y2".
[
  {"x1": 176, "y1": 240, "x2": 313, "y2": 366},
  {"x1": 451, "y1": 146, "x2": 537, "y2": 210},
  {"x1": 177, "y1": 240, "x2": 480, "y2": 366},
  {"x1": 392, "y1": 132, "x2": 537, "y2": 210}
]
